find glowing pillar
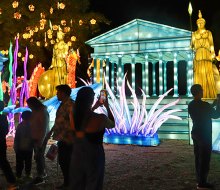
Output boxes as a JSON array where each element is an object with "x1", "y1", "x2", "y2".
[
  {"x1": 144, "y1": 54, "x2": 150, "y2": 97},
  {"x1": 117, "y1": 55, "x2": 123, "y2": 88},
  {"x1": 163, "y1": 61, "x2": 167, "y2": 93},
  {"x1": 99, "y1": 59, "x2": 103, "y2": 85},
  {"x1": 131, "y1": 55, "x2": 135, "y2": 92},
  {"x1": 105, "y1": 57, "x2": 110, "y2": 85},
  {"x1": 158, "y1": 53, "x2": 163, "y2": 95},
  {"x1": 93, "y1": 57, "x2": 97, "y2": 83},
  {"x1": 111, "y1": 62, "x2": 114, "y2": 93},
  {"x1": 152, "y1": 62, "x2": 156, "y2": 96},
  {"x1": 187, "y1": 52, "x2": 193, "y2": 96},
  {"x1": 173, "y1": 52, "x2": 178, "y2": 97}
]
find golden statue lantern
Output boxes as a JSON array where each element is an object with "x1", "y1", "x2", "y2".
[{"x1": 38, "y1": 28, "x2": 69, "y2": 98}]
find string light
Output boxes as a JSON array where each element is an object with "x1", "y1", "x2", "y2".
[
  {"x1": 12, "y1": 1, "x2": 19, "y2": 8},
  {"x1": 28, "y1": 4, "x2": 35, "y2": 12}
]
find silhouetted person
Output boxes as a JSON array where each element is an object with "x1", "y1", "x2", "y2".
[
  {"x1": 27, "y1": 97, "x2": 49, "y2": 185},
  {"x1": 0, "y1": 100, "x2": 17, "y2": 189},
  {"x1": 188, "y1": 84, "x2": 220, "y2": 189},
  {"x1": 69, "y1": 87, "x2": 115, "y2": 190},
  {"x1": 47, "y1": 84, "x2": 75, "y2": 189},
  {"x1": 14, "y1": 110, "x2": 33, "y2": 179}
]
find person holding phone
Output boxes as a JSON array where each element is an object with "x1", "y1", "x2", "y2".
[
  {"x1": 188, "y1": 84, "x2": 220, "y2": 189},
  {"x1": 69, "y1": 87, "x2": 115, "y2": 190}
]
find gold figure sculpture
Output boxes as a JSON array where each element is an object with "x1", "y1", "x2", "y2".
[
  {"x1": 191, "y1": 10, "x2": 219, "y2": 99},
  {"x1": 38, "y1": 29, "x2": 69, "y2": 98}
]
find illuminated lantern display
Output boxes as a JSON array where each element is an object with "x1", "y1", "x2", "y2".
[
  {"x1": 29, "y1": 63, "x2": 45, "y2": 97},
  {"x1": 66, "y1": 49, "x2": 80, "y2": 88}
]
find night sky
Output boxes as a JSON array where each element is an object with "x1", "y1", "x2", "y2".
[{"x1": 90, "y1": 0, "x2": 220, "y2": 54}]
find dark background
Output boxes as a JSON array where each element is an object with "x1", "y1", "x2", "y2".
[{"x1": 90, "y1": 0, "x2": 220, "y2": 54}]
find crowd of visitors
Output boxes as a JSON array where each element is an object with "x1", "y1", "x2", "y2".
[
  {"x1": 1, "y1": 83, "x2": 220, "y2": 190},
  {"x1": 0, "y1": 85, "x2": 115, "y2": 190}
]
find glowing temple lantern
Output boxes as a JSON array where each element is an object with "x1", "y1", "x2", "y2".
[
  {"x1": 36, "y1": 41, "x2": 40, "y2": 46},
  {"x1": 18, "y1": 52, "x2": 22, "y2": 57}
]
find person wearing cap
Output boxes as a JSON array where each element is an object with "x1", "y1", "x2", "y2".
[{"x1": 188, "y1": 84, "x2": 220, "y2": 189}]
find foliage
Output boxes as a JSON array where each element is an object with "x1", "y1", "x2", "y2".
[{"x1": 0, "y1": 0, "x2": 109, "y2": 77}]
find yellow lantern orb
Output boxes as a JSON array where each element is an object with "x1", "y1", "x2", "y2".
[
  {"x1": 67, "y1": 41, "x2": 72, "y2": 46},
  {"x1": 50, "y1": 40, "x2": 55, "y2": 44},
  {"x1": 61, "y1": 20, "x2": 66, "y2": 26},
  {"x1": 18, "y1": 52, "x2": 22, "y2": 57},
  {"x1": 29, "y1": 54, "x2": 34, "y2": 59},
  {"x1": 22, "y1": 57, "x2": 25, "y2": 61},
  {"x1": 36, "y1": 41, "x2": 40, "y2": 46},
  {"x1": 50, "y1": 7, "x2": 53, "y2": 14},
  {"x1": 79, "y1": 20, "x2": 83, "y2": 25},
  {"x1": 14, "y1": 12, "x2": 21, "y2": 19},
  {"x1": 71, "y1": 36, "x2": 76, "y2": 41},
  {"x1": 12, "y1": 1, "x2": 19, "y2": 8},
  {"x1": 59, "y1": 3, "x2": 65, "y2": 9},
  {"x1": 63, "y1": 27, "x2": 70, "y2": 33},
  {"x1": 90, "y1": 19, "x2": 96, "y2": 25},
  {"x1": 28, "y1": 4, "x2": 35, "y2": 12},
  {"x1": 53, "y1": 25, "x2": 58, "y2": 30}
]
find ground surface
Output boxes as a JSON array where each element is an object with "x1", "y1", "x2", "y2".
[{"x1": 1, "y1": 138, "x2": 220, "y2": 190}]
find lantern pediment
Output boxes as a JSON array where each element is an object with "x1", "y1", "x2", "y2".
[{"x1": 86, "y1": 19, "x2": 191, "y2": 45}]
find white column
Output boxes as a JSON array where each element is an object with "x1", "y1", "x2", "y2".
[
  {"x1": 100, "y1": 59, "x2": 103, "y2": 85},
  {"x1": 117, "y1": 55, "x2": 123, "y2": 88},
  {"x1": 105, "y1": 57, "x2": 110, "y2": 86},
  {"x1": 187, "y1": 52, "x2": 193, "y2": 97},
  {"x1": 111, "y1": 62, "x2": 115, "y2": 93},
  {"x1": 144, "y1": 54, "x2": 150, "y2": 97},
  {"x1": 93, "y1": 57, "x2": 97, "y2": 83},
  {"x1": 173, "y1": 52, "x2": 178, "y2": 97},
  {"x1": 163, "y1": 61, "x2": 168, "y2": 93},
  {"x1": 158, "y1": 53, "x2": 163, "y2": 95},
  {"x1": 131, "y1": 55, "x2": 136, "y2": 92},
  {"x1": 152, "y1": 62, "x2": 157, "y2": 96}
]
